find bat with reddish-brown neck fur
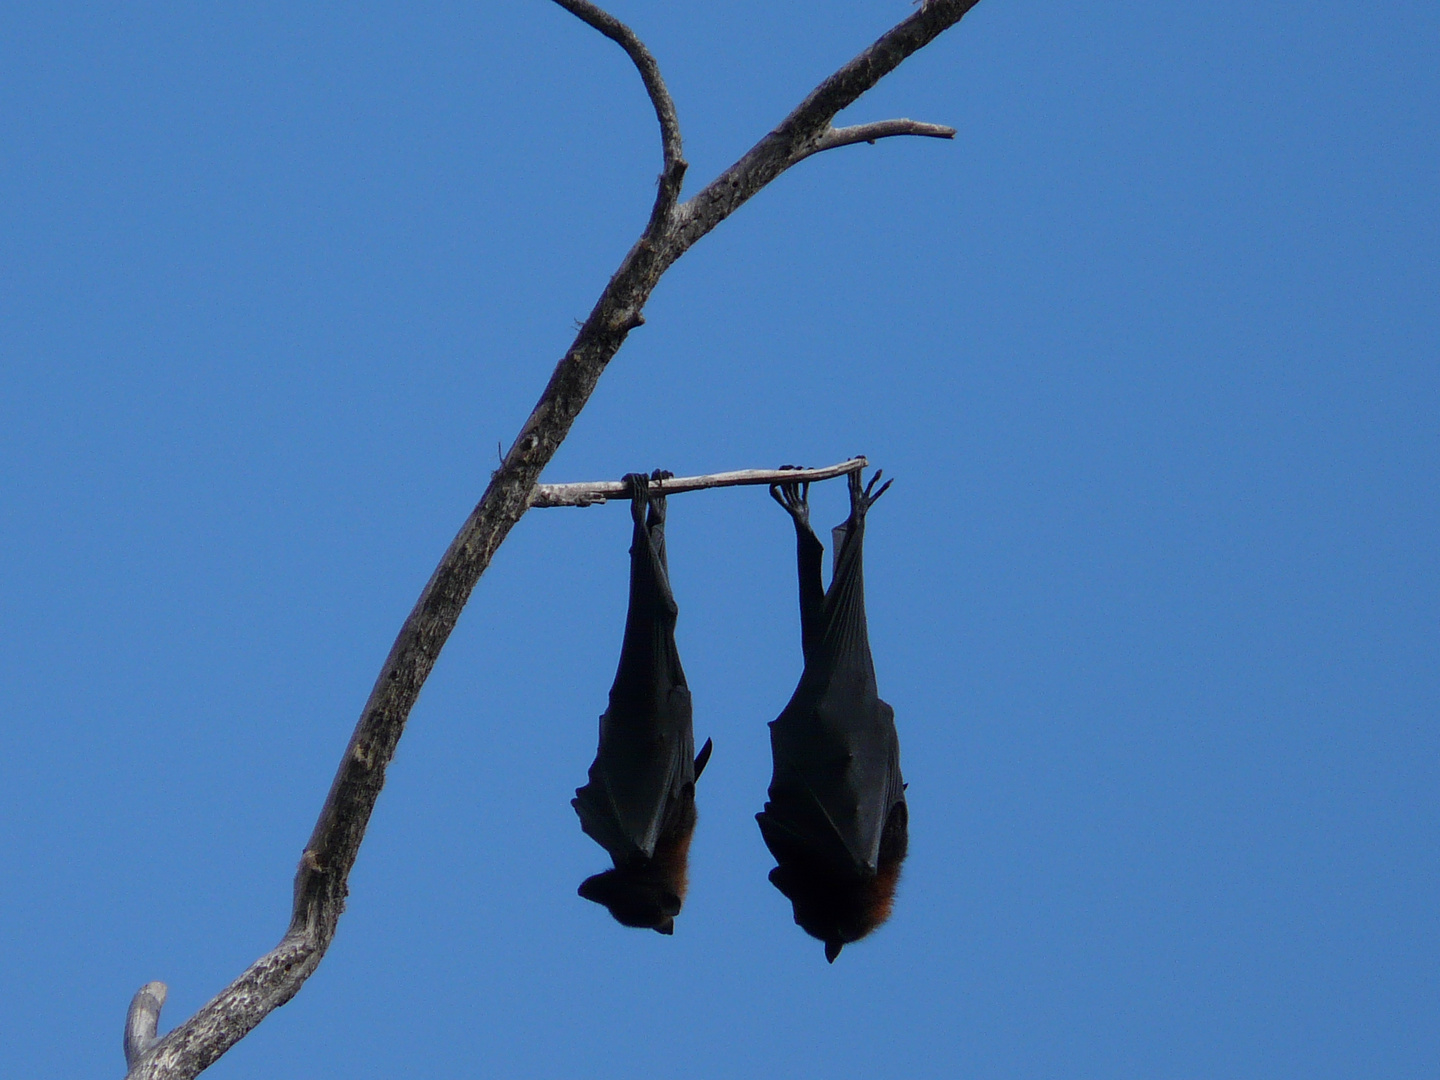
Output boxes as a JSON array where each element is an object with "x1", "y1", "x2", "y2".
[
  {"x1": 573, "y1": 471, "x2": 712, "y2": 934},
  {"x1": 758, "y1": 468, "x2": 908, "y2": 962}
]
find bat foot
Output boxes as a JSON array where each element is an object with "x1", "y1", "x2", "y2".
[
  {"x1": 646, "y1": 469, "x2": 672, "y2": 527},
  {"x1": 848, "y1": 467, "x2": 892, "y2": 517},
  {"x1": 623, "y1": 472, "x2": 650, "y2": 526},
  {"x1": 769, "y1": 468, "x2": 812, "y2": 525}
]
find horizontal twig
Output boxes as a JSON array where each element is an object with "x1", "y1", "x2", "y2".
[
  {"x1": 530, "y1": 457, "x2": 868, "y2": 507},
  {"x1": 806, "y1": 119, "x2": 957, "y2": 158}
]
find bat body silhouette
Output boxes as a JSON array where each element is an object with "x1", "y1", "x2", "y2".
[
  {"x1": 574, "y1": 471, "x2": 712, "y2": 934},
  {"x1": 758, "y1": 469, "x2": 907, "y2": 962}
]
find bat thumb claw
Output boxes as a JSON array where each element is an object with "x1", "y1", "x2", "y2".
[{"x1": 694, "y1": 737, "x2": 714, "y2": 779}]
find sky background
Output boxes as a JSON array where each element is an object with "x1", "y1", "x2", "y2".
[{"x1": 2, "y1": 2, "x2": 1437, "y2": 1077}]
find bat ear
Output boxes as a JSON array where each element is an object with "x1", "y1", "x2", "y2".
[
  {"x1": 577, "y1": 872, "x2": 613, "y2": 904},
  {"x1": 825, "y1": 940, "x2": 843, "y2": 963},
  {"x1": 654, "y1": 916, "x2": 675, "y2": 935},
  {"x1": 694, "y1": 737, "x2": 714, "y2": 779}
]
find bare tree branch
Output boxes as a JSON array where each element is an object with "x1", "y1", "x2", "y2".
[
  {"x1": 531, "y1": 456, "x2": 868, "y2": 507},
  {"x1": 550, "y1": 0, "x2": 687, "y2": 226},
  {"x1": 802, "y1": 119, "x2": 956, "y2": 159},
  {"x1": 670, "y1": 0, "x2": 985, "y2": 251},
  {"x1": 123, "y1": 2, "x2": 984, "y2": 1076}
]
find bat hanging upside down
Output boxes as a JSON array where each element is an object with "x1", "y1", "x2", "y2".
[
  {"x1": 573, "y1": 471, "x2": 713, "y2": 934},
  {"x1": 758, "y1": 468, "x2": 908, "y2": 962}
]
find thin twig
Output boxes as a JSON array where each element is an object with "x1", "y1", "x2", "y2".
[
  {"x1": 123, "y1": 2, "x2": 983, "y2": 1076},
  {"x1": 531, "y1": 456, "x2": 867, "y2": 507},
  {"x1": 803, "y1": 119, "x2": 957, "y2": 159}
]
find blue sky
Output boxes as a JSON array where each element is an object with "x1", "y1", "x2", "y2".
[{"x1": 2, "y1": 2, "x2": 1436, "y2": 1077}]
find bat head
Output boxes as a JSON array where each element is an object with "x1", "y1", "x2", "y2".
[
  {"x1": 766, "y1": 800, "x2": 909, "y2": 962},
  {"x1": 767, "y1": 865, "x2": 878, "y2": 961},
  {"x1": 577, "y1": 790, "x2": 700, "y2": 935},
  {"x1": 578, "y1": 869, "x2": 682, "y2": 933}
]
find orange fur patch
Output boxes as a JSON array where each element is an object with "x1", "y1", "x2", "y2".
[
  {"x1": 863, "y1": 852, "x2": 905, "y2": 929},
  {"x1": 649, "y1": 809, "x2": 696, "y2": 902}
]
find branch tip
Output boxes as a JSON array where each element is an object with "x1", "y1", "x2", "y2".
[
  {"x1": 124, "y1": 982, "x2": 169, "y2": 1069},
  {"x1": 808, "y1": 119, "x2": 957, "y2": 158}
]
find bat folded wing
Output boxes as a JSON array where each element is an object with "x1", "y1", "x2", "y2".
[{"x1": 573, "y1": 689, "x2": 695, "y2": 863}]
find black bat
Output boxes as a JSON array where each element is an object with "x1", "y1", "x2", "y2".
[
  {"x1": 757, "y1": 468, "x2": 908, "y2": 962},
  {"x1": 573, "y1": 471, "x2": 713, "y2": 934}
]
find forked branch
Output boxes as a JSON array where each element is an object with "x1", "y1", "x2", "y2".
[
  {"x1": 122, "y1": 3, "x2": 983, "y2": 1076},
  {"x1": 671, "y1": 0, "x2": 985, "y2": 249}
]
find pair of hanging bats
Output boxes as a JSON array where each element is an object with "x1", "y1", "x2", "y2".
[{"x1": 571, "y1": 468, "x2": 907, "y2": 961}]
